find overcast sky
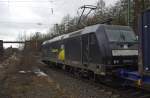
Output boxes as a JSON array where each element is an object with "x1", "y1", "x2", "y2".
[{"x1": 0, "y1": 0, "x2": 118, "y2": 47}]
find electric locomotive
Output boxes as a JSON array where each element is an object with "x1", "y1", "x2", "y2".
[{"x1": 42, "y1": 24, "x2": 138, "y2": 76}]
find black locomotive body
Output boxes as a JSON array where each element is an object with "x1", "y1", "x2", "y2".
[{"x1": 42, "y1": 24, "x2": 138, "y2": 76}]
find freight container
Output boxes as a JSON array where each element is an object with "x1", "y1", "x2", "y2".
[{"x1": 140, "y1": 9, "x2": 150, "y2": 73}]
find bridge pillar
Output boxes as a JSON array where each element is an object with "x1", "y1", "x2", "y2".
[{"x1": 0, "y1": 40, "x2": 3, "y2": 56}]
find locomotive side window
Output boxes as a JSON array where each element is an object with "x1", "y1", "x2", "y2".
[{"x1": 90, "y1": 33, "x2": 96, "y2": 45}]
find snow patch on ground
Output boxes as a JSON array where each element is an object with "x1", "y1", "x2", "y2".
[{"x1": 33, "y1": 68, "x2": 48, "y2": 77}]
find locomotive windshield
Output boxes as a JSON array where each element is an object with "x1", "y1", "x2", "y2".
[{"x1": 105, "y1": 26, "x2": 136, "y2": 42}]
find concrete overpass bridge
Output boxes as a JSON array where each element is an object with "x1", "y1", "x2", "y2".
[{"x1": 3, "y1": 41, "x2": 27, "y2": 44}]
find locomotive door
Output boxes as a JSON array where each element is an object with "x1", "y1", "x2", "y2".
[{"x1": 82, "y1": 34, "x2": 90, "y2": 66}]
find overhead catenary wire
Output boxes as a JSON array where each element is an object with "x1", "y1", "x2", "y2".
[
  {"x1": 0, "y1": 2, "x2": 54, "y2": 25},
  {"x1": 0, "y1": 0, "x2": 55, "y2": 13},
  {"x1": 0, "y1": 21, "x2": 50, "y2": 26},
  {"x1": 0, "y1": 0, "x2": 52, "y2": 2},
  {"x1": 0, "y1": 5, "x2": 53, "y2": 9}
]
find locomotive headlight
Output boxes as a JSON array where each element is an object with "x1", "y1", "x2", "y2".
[
  {"x1": 114, "y1": 60, "x2": 119, "y2": 64},
  {"x1": 112, "y1": 50, "x2": 138, "y2": 56}
]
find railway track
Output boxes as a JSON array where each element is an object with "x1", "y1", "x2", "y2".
[{"x1": 41, "y1": 65, "x2": 150, "y2": 98}]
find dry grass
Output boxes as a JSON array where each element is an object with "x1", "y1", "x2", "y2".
[{"x1": 0, "y1": 52, "x2": 72, "y2": 98}]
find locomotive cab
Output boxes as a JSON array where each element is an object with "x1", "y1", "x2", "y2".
[{"x1": 105, "y1": 26, "x2": 138, "y2": 69}]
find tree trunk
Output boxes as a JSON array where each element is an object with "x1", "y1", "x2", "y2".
[{"x1": 133, "y1": 0, "x2": 141, "y2": 35}]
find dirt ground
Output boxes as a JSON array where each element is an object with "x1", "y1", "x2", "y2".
[
  {"x1": 0, "y1": 52, "x2": 71, "y2": 98},
  {"x1": 0, "y1": 51, "x2": 121, "y2": 98}
]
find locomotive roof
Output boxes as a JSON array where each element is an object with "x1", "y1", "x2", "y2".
[
  {"x1": 42, "y1": 24, "x2": 131, "y2": 45},
  {"x1": 42, "y1": 24, "x2": 102, "y2": 45}
]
